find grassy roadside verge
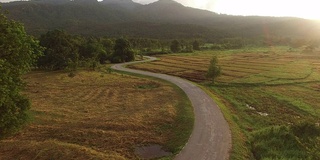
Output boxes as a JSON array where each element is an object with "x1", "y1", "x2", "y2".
[{"x1": 199, "y1": 85, "x2": 252, "y2": 160}]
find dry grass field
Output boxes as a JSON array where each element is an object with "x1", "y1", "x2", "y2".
[
  {"x1": 0, "y1": 70, "x2": 193, "y2": 159},
  {"x1": 129, "y1": 47, "x2": 320, "y2": 159},
  {"x1": 131, "y1": 47, "x2": 320, "y2": 84}
]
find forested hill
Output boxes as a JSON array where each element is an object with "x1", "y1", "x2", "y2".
[{"x1": 1, "y1": 0, "x2": 320, "y2": 40}]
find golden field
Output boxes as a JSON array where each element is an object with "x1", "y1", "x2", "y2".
[{"x1": 0, "y1": 70, "x2": 193, "y2": 159}]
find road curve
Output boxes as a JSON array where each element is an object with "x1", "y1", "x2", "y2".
[{"x1": 111, "y1": 56, "x2": 231, "y2": 160}]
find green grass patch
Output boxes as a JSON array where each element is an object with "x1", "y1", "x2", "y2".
[
  {"x1": 162, "y1": 85, "x2": 194, "y2": 154},
  {"x1": 251, "y1": 122, "x2": 320, "y2": 160},
  {"x1": 201, "y1": 85, "x2": 253, "y2": 160}
]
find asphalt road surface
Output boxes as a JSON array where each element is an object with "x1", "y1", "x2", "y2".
[{"x1": 111, "y1": 56, "x2": 231, "y2": 160}]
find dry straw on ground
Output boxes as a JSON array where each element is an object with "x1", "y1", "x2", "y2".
[{"x1": 0, "y1": 71, "x2": 188, "y2": 159}]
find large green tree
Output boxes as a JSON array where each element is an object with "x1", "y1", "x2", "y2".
[
  {"x1": 170, "y1": 40, "x2": 181, "y2": 53},
  {"x1": 37, "y1": 30, "x2": 79, "y2": 70},
  {"x1": 192, "y1": 40, "x2": 200, "y2": 51},
  {"x1": 0, "y1": 9, "x2": 43, "y2": 138},
  {"x1": 79, "y1": 38, "x2": 109, "y2": 64},
  {"x1": 111, "y1": 38, "x2": 135, "y2": 63}
]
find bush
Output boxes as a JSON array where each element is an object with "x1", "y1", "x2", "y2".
[
  {"x1": 110, "y1": 55, "x2": 122, "y2": 63},
  {"x1": 251, "y1": 126, "x2": 307, "y2": 160},
  {"x1": 291, "y1": 121, "x2": 320, "y2": 139},
  {"x1": 251, "y1": 123, "x2": 320, "y2": 160}
]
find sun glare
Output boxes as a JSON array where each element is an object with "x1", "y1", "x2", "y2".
[
  {"x1": 179, "y1": 0, "x2": 320, "y2": 20},
  {"x1": 226, "y1": 0, "x2": 319, "y2": 20}
]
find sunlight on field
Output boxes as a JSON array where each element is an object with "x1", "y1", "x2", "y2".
[
  {"x1": 129, "y1": 47, "x2": 320, "y2": 159},
  {"x1": 0, "y1": 71, "x2": 193, "y2": 159},
  {"x1": 132, "y1": 48, "x2": 320, "y2": 85}
]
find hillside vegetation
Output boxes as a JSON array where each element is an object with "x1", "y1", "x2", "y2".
[{"x1": 1, "y1": 0, "x2": 320, "y2": 40}]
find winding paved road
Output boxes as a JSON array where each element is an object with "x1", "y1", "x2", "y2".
[{"x1": 111, "y1": 57, "x2": 231, "y2": 160}]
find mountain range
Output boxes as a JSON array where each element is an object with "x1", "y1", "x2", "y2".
[{"x1": 1, "y1": 0, "x2": 320, "y2": 40}]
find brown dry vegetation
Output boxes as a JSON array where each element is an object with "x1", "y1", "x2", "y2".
[
  {"x1": 0, "y1": 71, "x2": 193, "y2": 159},
  {"x1": 131, "y1": 48, "x2": 320, "y2": 84}
]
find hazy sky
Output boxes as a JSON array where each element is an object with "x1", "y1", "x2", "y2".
[
  {"x1": 133, "y1": 0, "x2": 320, "y2": 20},
  {"x1": 0, "y1": 0, "x2": 319, "y2": 20}
]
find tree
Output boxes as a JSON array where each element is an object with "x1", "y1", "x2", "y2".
[
  {"x1": 192, "y1": 40, "x2": 200, "y2": 51},
  {"x1": 111, "y1": 38, "x2": 135, "y2": 63},
  {"x1": 170, "y1": 40, "x2": 181, "y2": 53},
  {"x1": 185, "y1": 45, "x2": 194, "y2": 53},
  {"x1": 37, "y1": 30, "x2": 79, "y2": 70},
  {"x1": 0, "y1": 9, "x2": 43, "y2": 138},
  {"x1": 78, "y1": 38, "x2": 108, "y2": 69},
  {"x1": 99, "y1": 37, "x2": 114, "y2": 64},
  {"x1": 206, "y1": 56, "x2": 221, "y2": 84}
]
